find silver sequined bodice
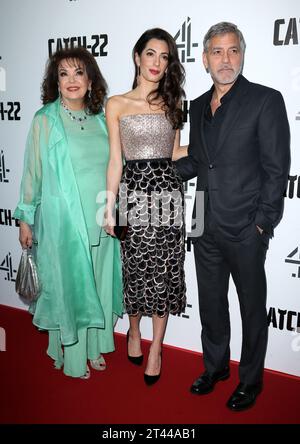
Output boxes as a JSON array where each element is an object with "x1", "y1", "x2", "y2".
[{"x1": 119, "y1": 113, "x2": 175, "y2": 160}]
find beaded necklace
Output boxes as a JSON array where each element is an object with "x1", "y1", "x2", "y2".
[{"x1": 61, "y1": 99, "x2": 88, "y2": 130}]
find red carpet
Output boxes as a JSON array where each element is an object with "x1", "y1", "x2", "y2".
[{"x1": 0, "y1": 304, "x2": 299, "y2": 424}]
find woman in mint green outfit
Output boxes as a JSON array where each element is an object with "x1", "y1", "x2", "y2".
[{"x1": 14, "y1": 47, "x2": 123, "y2": 379}]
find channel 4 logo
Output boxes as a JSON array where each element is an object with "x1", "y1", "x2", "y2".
[
  {"x1": 0, "y1": 150, "x2": 10, "y2": 183},
  {"x1": 0, "y1": 56, "x2": 6, "y2": 92},
  {"x1": 182, "y1": 99, "x2": 190, "y2": 123},
  {"x1": 0, "y1": 252, "x2": 17, "y2": 282},
  {"x1": 174, "y1": 17, "x2": 199, "y2": 63},
  {"x1": 285, "y1": 247, "x2": 300, "y2": 278}
]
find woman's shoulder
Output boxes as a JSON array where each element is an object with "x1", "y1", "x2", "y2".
[
  {"x1": 30, "y1": 101, "x2": 59, "y2": 131},
  {"x1": 106, "y1": 93, "x2": 133, "y2": 107},
  {"x1": 105, "y1": 93, "x2": 133, "y2": 117},
  {"x1": 34, "y1": 100, "x2": 58, "y2": 120}
]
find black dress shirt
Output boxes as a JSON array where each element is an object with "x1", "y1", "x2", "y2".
[
  {"x1": 204, "y1": 75, "x2": 242, "y2": 160},
  {"x1": 204, "y1": 75, "x2": 241, "y2": 229}
]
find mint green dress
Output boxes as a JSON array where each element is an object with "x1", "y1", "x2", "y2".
[{"x1": 14, "y1": 100, "x2": 123, "y2": 378}]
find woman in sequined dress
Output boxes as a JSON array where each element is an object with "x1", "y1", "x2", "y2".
[
  {"x1": 104, "y1": 28, "x2": 187, "y2": 384},
  {"x1": 14, "y1": 47, "x2": 123, "y2": 379}
]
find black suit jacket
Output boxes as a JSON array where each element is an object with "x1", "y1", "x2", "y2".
[{"x1": 176, "y1": 75, "x2": 291, "y2": 240}]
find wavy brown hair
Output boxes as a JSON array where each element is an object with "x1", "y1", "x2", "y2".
[
  {"x1": 132, "y1": 28, "x2": 185, "y2": 129},
  {"x1": 41, "y1": 46, "x2": 107, "y2": 114}
]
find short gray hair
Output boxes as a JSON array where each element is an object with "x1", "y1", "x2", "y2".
[{"x1": 203, "y1": 22, "x2": 246, "y2": 53}]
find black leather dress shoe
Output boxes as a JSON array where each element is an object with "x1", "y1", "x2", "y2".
[
  {"x1": 226, "y1": 382, "x2": 262, "y2": 411},
  {"x1": 190, "y1": 367, "x2": 230, "y2": 395}
]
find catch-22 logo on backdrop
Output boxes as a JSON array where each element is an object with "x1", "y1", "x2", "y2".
[
  {"x1": 174, "y1": 17, "x2": 198, "y2": 63},
  {"x1": 0, "y1": 102, "x2": 21, "y2": 121},
  {"x1": 0, "y1": 150, "x2": 10, "y2": 183},
  {"x1": 268, "y1": 307, "x2": 300, "y2": 332},
  {"x1": 0, "y1": 209, "x2": 19, "y2": 227},
  {"x1": 48, "y1": 34, "x2": 108, "y2": 57},
  {"x1": 273, "y1": 18, "x2": 300, "y2": 45},
  {"x1": 285, "y1": 174, "x2": 300, "y2": 199}
]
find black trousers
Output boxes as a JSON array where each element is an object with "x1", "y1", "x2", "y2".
[{"x1": 193, "y1": 225, "x2": 269, "y2": 385}]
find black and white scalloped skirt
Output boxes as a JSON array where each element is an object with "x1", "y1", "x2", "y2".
[{"x1": 119, "y1": 159, "x2": 186, "y2": 317}]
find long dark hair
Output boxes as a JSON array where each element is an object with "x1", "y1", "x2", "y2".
[
  {"x1": 41, "y1": 46, "x2": 107, "y2": 114},
  {"x1": 132, "y1": 28, "x2": 185, "y2": 129}
]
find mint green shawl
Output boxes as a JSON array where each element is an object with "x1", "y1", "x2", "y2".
[{"x1": 14, "y1": 99, "x2": 122, "y2": 345}]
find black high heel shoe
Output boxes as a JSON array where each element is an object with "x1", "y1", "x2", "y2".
[
  {"x1": 127, "y1": 330, "x2": 143, "y2": 366},
  {"x1": 144, "y1": 352, "x2": 162, "y2": 385}
]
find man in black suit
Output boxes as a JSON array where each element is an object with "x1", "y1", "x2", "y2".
[{"x1": 176, "y1": 22, "x2": 290, "y2": 411}]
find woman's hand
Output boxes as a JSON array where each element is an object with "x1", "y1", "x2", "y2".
[
  {"x1": 19, "y1": 221, "x2": 33, "y2": 248},
  {"x1": 103, "y1": 208, "x2": 116, "y2": 237}
]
